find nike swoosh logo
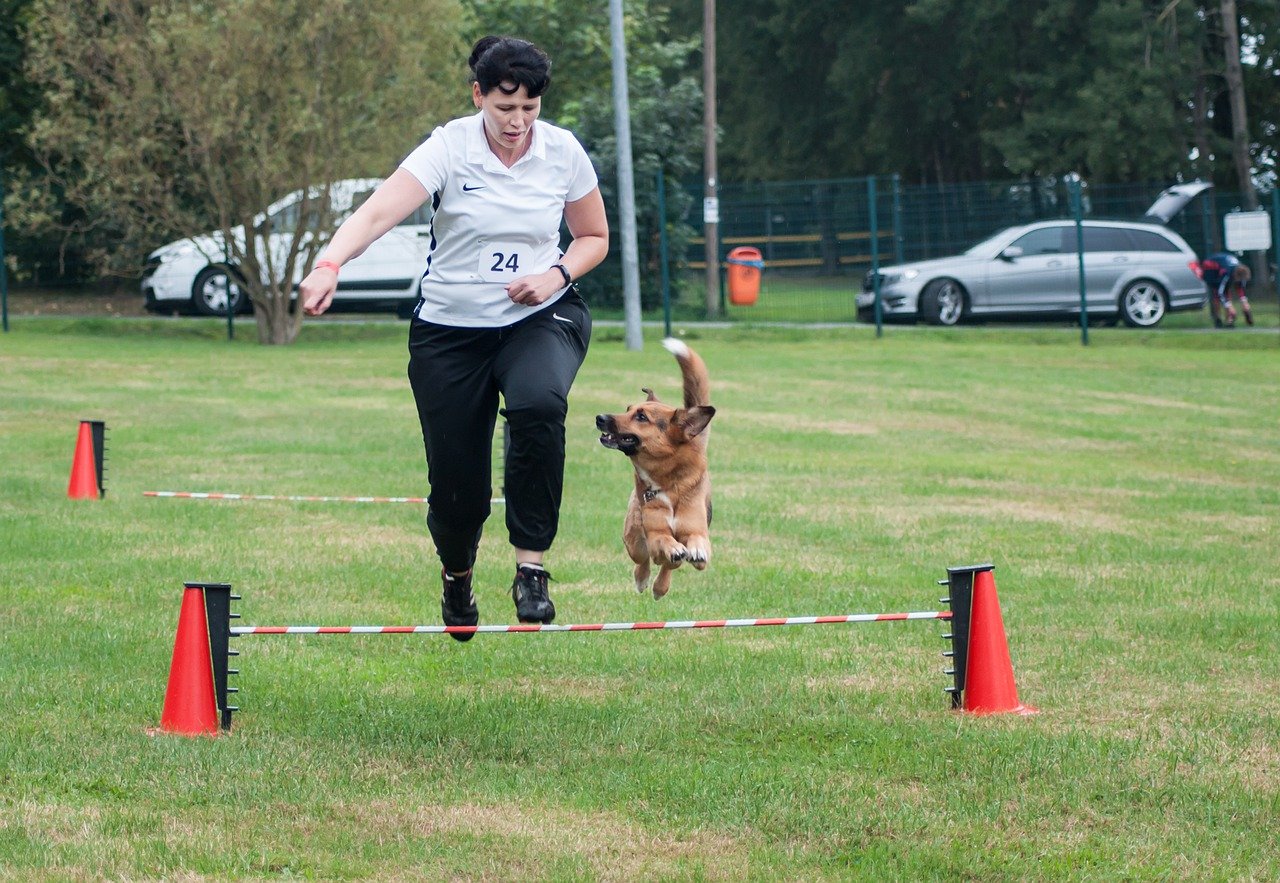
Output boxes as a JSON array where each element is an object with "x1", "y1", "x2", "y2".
[
  {"x1": 552, "y1": 313, "x2": 574, "y2": 323},
  {"x1": 462, "y1": 184, "x2": 485, "y2": 192}
]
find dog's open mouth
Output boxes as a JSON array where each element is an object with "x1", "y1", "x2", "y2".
[
  {"x1": 596, "y1": 414, "x2": 640, "y2": 455},
  {"x1": 598, "y1": 431, "x2": 639, "y2": 455}
]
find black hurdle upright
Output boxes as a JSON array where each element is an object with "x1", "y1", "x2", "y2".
[
  {"x1": 88, "y1": 420, "x2": 108, "y2": 498},
  {"x1": 187, "y1": 581, "x2": 240, "y2": 731},
  {"x1": 938, "y1": 562, "x2": 992, "y2": 709}
]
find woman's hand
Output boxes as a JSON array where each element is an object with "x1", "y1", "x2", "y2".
[
  {"x1": 505, "y1": 269, "x2": 565, "y2": 307},
  {"x1": 300, "y1": 266, "x2": 338, "y2": 316}
]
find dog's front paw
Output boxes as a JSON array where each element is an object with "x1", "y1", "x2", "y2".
[
  {"x1": 684, "y1": 536, "x2": 711, "y2": 571},
  {"x1": 649, "y1": 536, "x2": 687, "y2": 568}
]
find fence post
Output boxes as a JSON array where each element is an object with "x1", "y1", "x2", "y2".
[
  {"x1": 1068, "y1": 175, "x2": 1088, "y2": 346},
  {"x1": 657, "y1": 167, "x2": 672, "y2": 338},
  {"x1": 1, "y1": 162, "x2": 9, "y2": 333},
  {"x1": 1272, "y1": 189, "x2": 1279, "y2": 331},
  {"x1": 868, "y1": 176, "x2": 882, "y2": 338},
  {"x1": 892, "y1": 173, "x2": 905, "y2": 265}
]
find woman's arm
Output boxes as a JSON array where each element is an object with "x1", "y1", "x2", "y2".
[
  {"x1": 505, "y1": 186, "x2": 609, "y2": 307},
  {"x1": 301, "y1": 169, "x2": 430, "y2": 316}
]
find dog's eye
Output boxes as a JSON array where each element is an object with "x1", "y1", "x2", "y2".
[{"x1": 635, "y1": 411, "x2": 648, "y2": 422}]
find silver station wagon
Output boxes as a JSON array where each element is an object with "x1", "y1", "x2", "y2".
[{"x1": 857, "y1": 185, "x2": 1211, "y2": 328}]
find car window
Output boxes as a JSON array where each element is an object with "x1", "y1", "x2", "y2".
[
  {"x1": 266, "y1": 200, "x2": 300, "y2": 234},
  {"x1": 399, "y1": 204, "x2": 434, "y2": 226},
  {"x1": 1009, "y1": 227, "x2": 1066, "y2": 255},
  {"x1": 1082, "y1": 226, "x2": 1136, "y2": 252},
  {"x1": 336, "y1": 187, "x2": 430, "y2": 227},
  {"x1": 350, "y1": 189, "x2": 377, "y2": 212},
  {"x1": 1127, "y1": 229, "x2": 1182, "y2": 252}
]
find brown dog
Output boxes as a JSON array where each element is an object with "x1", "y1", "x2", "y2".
[{"x1": 595, "y1": 338, "x2": 715, "y2": 599}]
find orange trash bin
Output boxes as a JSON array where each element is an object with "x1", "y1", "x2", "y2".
[{"x1": 726, "y1": 246, "x2": 764, "y2": 306}]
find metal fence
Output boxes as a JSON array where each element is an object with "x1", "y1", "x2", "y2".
[{"x1": 661, "y1": 176, "x2": 1278, "y2": 323}]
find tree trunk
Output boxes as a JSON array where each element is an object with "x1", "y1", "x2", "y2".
[
  {"x1": 253, "y1": 289, "x2": 302, "y2": 345},
  {"x1": 1219, "y1": 0, "x2": 1268, "y2": 283}
]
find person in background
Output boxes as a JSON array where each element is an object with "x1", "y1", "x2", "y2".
[
  {"x1": 297, "y1": 36, "x2": 609, "y2": 637},
  {"x1": 1198, "y1": 251, "x2": 1253, "y2": 328}
]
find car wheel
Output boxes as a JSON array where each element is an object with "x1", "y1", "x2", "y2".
[
  {"x1": 191, "y1": 265, "x2": 248, "y2": 317},
  {"x1": 920, "y1": 279, "x2": 966, "y2": 326},
  {"x1": 1119, "y1": 280, "x2": 1166, "y2": 328}
]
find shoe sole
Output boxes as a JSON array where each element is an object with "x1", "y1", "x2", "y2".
[
  {"x1": 514, "y1": 602, "x2": 555, "y2": 625},
  {"x1": 442, "y1": 603, "x2": 478, "y2": 642}
]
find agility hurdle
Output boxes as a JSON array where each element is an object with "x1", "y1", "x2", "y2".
[
  {"x1": 144, "y1": 491, "x2": 504, "y2": 505},
  {"x1": 157, "y1": 563, "x2": 1034, "y2": 736}
]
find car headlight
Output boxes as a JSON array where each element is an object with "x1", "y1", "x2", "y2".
[
  {"x1": 870, "y1": 266, "x2": 921, "y2": 286},
  {"x1": 152, "y1": 242, "x2": 199, "y2": 262}
]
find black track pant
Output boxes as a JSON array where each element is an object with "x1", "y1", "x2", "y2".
[{"x1": 406, "y1": 292, "x2": 591, "y2": 573}]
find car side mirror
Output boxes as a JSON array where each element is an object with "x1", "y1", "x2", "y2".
[{"x1": 999, "y1": 246, "x2": 1023, "y2": 261}]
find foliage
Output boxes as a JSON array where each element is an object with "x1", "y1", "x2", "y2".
[
  {"x1": 18, "y1": 0, "x2": 466, "y2": 342},
  {"x1": 673, "y1": 0, "x2": 1278, "y2": 188}
]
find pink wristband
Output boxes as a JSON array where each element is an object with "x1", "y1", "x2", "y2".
[{"x1": 315, "y1": 259, "x2": 341, "y2": 275}]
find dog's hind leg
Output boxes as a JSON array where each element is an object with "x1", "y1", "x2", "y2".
[
  {"x1": 652, "y1": 565, "x2": 675, "y2": 599},
  {"x1": 632, "y1": 558, "x2": 652, "y2": 593}
]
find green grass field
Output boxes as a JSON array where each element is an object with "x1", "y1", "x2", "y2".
[{"x1": 2, "y1": 317, "x2": 1277, "y2": 879}]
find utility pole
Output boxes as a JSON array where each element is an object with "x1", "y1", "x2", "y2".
[
  {"x1": 609, "y1": 0, "x2": 643, "y2": 350},
  {"x1": 702, "y1": 0, "x2": 720, "y2": 318}
]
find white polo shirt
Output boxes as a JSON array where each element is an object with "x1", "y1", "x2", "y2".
[{"x1": 399, "y1": 112, "x2": 599, "y2": 327}]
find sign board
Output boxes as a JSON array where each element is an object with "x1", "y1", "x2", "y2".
[
  {"x1": 702, "y1": 197, "x2": 720, "y2": 225},
  {"x1": 1223, "y1": 211, "x2": 1272, "y2": 251}
]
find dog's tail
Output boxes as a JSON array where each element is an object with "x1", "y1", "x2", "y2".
[{"x1": 662, "y1": 338, "x2": 710, "y2": 408}]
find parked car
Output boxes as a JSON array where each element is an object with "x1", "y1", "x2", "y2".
[
  {"x1": 142, "y1": 178, "x2": 429, "y2": 317},
  {"x1": 857, "y1": 183, "x2": 1212, "y2": 327}
]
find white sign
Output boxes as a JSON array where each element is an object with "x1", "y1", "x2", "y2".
[
  {"x1": 703, "y1": 197, "x2": 720, "y2": 225},
  {"x1": 1224, "y1": 211, "x2": 1272, "y2": 251}
]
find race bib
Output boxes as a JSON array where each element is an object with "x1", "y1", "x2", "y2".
[{"x1": 478, "y1": 242, "x2": 538, "y2": 283}]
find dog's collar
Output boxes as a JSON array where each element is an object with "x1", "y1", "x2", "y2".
[{"x1": 642, "y1": 485, "x2": 663, "y2": 503}]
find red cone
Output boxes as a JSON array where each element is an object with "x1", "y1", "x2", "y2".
[
  {"x1": 67, "y1": 421, "x2": 101, "y2": 499},
  {"x1": 963, "y1": 569, "x2": 1037, "y2": 715},
  {"x1": 159, "y1": 586, "x2": 220, "y2": 736}
]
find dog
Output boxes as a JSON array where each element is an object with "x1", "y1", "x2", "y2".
[{"x1": 596, "y1": 338, "x2": 715, "y2": 599}]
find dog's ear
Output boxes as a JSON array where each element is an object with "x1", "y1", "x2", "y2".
[
  {"x1": 642, "y1": 387, "x2": 658, "y2": 402},
  {"x1": 676, "y1": 405, "x2": 715, "y2": 438}
]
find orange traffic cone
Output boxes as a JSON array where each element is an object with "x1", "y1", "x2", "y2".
[
  {"x1": 67, "y1": 420, "x2": 103, "y2": 499},
  {"x1": 159, "y1": 585, "x2": 220, "y2": 736},
  {"x1": 962, "y1": 569, "x2": 1037, "y2": 715}
]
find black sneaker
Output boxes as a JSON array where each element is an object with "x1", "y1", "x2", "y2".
[
  {"x1": 511, "y1": 565, "x2": 555, "y2": 624},
  {"x1": 441, "y1": 568, "x2": 478, "y2": 642}
]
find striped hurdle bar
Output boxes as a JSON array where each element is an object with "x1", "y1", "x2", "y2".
[
  {"x1": 157, "y1": 564, "x2": 1032, "y2": 735},
  {"x1": 144, "y1": 491, "x2": 504, "y2": 505}
]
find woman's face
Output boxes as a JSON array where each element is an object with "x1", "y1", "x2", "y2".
[{"x1": 473, "y1": 81, "x2": 541, "y2": 157}]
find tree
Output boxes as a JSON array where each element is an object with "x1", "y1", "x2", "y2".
[
  {"x1": 20, "y1": 0, "x2": 466, "y2": 343},
  {"x1": 670, "y1": 0, "x2": 1278, "y2": 191}
]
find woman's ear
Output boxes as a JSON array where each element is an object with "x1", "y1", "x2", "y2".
[{"x1": 472, "y1": 82, "x2": 483, "y2": 108}]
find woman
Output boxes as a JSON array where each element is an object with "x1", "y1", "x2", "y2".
[{"x1": 299, "y1": 36, "x2": 609, "y2": 637}]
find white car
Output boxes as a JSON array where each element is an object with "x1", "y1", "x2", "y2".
[{"x1": 142, "y1": 178, "x2": 430, "y2": 317}]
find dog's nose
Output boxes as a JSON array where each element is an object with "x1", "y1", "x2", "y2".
[{"x1": 595, "y1": 414, "x2": 613, "y2": 431}]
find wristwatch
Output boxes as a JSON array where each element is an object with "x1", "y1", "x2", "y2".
[{"x1": 551, "y1": 262, "x2": 572, "y2": 287}]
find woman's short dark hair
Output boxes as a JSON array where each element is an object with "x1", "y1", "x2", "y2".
[{"x1": 469, "y1": 36, "x2": 552, "y2": 98}]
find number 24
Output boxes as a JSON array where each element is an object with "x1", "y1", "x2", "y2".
[{"x1": 490, "y1": 252, "x2": 520, "y2": 274}]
